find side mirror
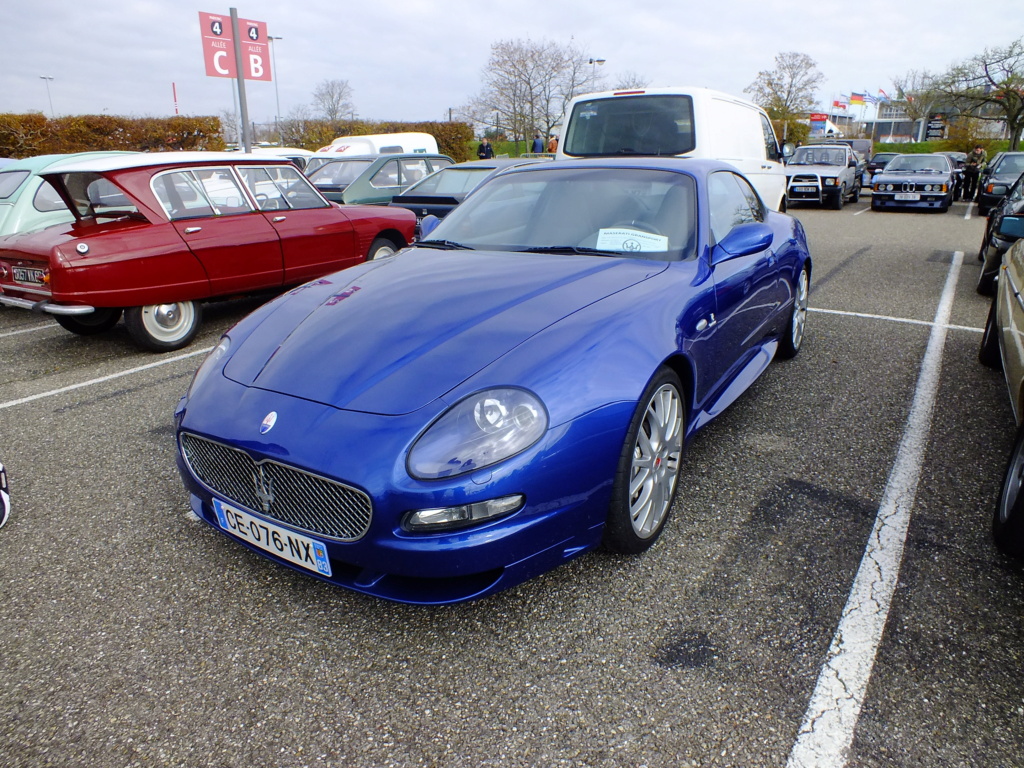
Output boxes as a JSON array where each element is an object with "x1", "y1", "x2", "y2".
[
  {"x1": 997, "y1": 214, "x2": 1024, "y2": 239},
  {"x1": 419, "y1": 214, "x2": 441, "y2": 239},
  {"x1": 991, "y1": 184, "x2": 1010, "y2": 198},
  {"x1": 782, "y1": 143, "x2": 795, "y2": 159},
  {"x1": 712, "y1": 222, "x2": 774, "y2": 264}
]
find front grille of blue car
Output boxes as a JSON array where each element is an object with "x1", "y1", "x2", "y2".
[{"x1": 179, "y1": 432, "x2": 372, "y2": 542}]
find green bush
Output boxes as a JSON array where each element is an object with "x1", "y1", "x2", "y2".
[{"x1": 0, "y1": 114, "x2": 224, "y2": 157}]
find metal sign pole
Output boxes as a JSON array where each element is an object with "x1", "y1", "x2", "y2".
[{"x1": 230, "y1": 8, "x2": 252, "y2": 152}]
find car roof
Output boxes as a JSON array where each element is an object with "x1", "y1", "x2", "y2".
[
  {"x1": 495, "y1": 156, "x2": 739, "y2": 176},
  {"x1": 40, "y1": 151, "x2": 298, "y2": 175},
  {"x1": 314, "y1": 153, "x2": 451, "y2": 162},
  {"x1": 0, "y1": 151, "x2": 135, "y2": 173}
]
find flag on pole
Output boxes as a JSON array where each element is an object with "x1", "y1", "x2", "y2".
[
  {"x1": 850, "y1": 92, "x2": 866, "y2": 105},
  {"x1": 878, "y1": 88, "x2": 890, "y2": 102},
  {"x1": 862, "y1": 91, "x2": 877, "y2": 104}
]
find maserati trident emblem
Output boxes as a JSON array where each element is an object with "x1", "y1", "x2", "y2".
[
  {"x1": 255, "y1": 467, "x2": 274, "y2": 513},
  {"x1": 260, "y1": 411, "x2": 278, "y2": 434}
]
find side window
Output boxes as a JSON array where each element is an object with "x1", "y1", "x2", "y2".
[
  {"x1": 153, "y1": 171, "x2": 216, "y2": 220},
  {"x1": 708, "y1": 171, "x2": 757, "y2": 243},
  {"x1": 193, "y1": 168, "x2": 252, "y2": 215},
  {"x1": 238, "y1": 166, "x2": 327, "y2": 211},
  {"x1": 734, "y1": 174, "x2": 766, "y2": 222},
  {"x1": 398, "y1": 159, "x2": 431, "y2": 189},
  {"x1": 370, "y1": 160, "x2": 400, "y2": 189},
  {"x1": 760, "y1": 114, "x2": 780, "y2": 162},
  {"x1": 33, "y1": 180, "x2": 66, "y2": 212}
]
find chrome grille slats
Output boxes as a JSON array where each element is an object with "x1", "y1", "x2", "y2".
[{"x1": 180, "y1": 432, "x2": 372, "y2": 541}]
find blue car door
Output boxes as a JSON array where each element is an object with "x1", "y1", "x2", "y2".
[{"x1": 691, "y1": 170, "x2": 783, "y2": 415}]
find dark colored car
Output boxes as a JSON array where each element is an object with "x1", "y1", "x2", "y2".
[
  {"x1": 977, "y1": 170, "x2": 1024, "y2": 294},
  {"x1": 389, "y1": 157, "x2": 550, "y2": 232},
  {"x1": 939, "y1": 152, "x2": 966, "y2": 201},
  {"x1": 174, "y1": 157, "x2": 812, "y2": 604},
  {"x1": 864, "y1": 152, "x2": 899, "y2": 187},
  {"x1": 306, "y1": 153, "x2": 454, "y2": 205},
  {"x1": 0, "y1": 153, "x2": 416, "y2": 351},
  {"x1": 870, "y1": 153, "x2": 956, "y2": 212},
  {"x1": 977, "y1": 152, "x2": 1024, "y2": 216}
]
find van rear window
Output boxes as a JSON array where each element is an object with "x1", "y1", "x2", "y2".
[{"x1": 563, "y1": 95, "x2": 696, "y2": 157}]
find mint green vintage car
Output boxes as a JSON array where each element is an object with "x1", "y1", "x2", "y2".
[
  {"x1": 306, "y1": 153, "x2": 453, "y2": 205},
  {"x1": 0, "y1": 152, "x2": 134, "y2": 238}
]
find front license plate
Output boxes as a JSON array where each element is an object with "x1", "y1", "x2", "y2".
[
  {"x1": 12, "y1": 267, "x2": 45, "y2": 284},
  {"x1": 212, "y1": 498, "x2": 333, "y2": 577},
  {"x1": 894, "y1": 193, "x2": 920, "y2": 201},
  {"x1": 794, "y1": 186, "x2": 817, "y2": 192}
]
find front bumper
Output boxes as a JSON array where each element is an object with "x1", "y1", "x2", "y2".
[{"x1": 175, "y1": 375, "x2": 626, "y2": 604}]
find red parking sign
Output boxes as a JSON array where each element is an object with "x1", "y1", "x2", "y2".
[{"x1": 199, "y1": 11, "x2": 272, "y2": 81}]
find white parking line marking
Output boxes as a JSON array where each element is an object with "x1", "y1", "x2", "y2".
[
  {"x1": 0, "y1": 322, "x2": 55, "y2": 338},
  {"x1": 787, "y1": 251, "x2": 963, "y2": 768},
  {"x1": 853, "y1": 208, "x2": 869, "y2": 216},
  {"x1": 809, "y1": 306, "x2": 980, "y2": 333},
  {"x1": 0, "y1": 345, "x2": 211, "y2": 411}
]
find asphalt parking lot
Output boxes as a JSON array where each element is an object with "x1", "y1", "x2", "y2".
[{"x1": 1, "y1": 196, "x2": 1022, "y2": 768}]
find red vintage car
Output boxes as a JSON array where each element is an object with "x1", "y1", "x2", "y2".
[{"x1": 0, "y1": 152, "x2": 416, "y2": 351}]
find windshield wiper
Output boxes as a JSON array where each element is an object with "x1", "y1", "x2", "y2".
[
  {"x1": 416, "y1": 239, "x2": 474, "y2": 250},
  {"x1": 517, "y1": 245, "x2": 622, "y2": 256}
]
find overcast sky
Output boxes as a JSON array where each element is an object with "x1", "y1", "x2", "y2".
[{"x1": 3, "y1": 0, "x2": 1022, "y2": 129}]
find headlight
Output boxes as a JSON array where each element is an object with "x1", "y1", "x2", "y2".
[
  {"x1": 824, "y1": 178, "x2": 836, "y2": 186},
  {"x1": 408, "y1": 388, "x2": 548, "y2": 479},
  {"x1": 187, "y1": 336, "x2": 230, "y2": 398}
]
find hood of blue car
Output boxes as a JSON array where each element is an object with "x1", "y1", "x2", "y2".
[{"x1": 224, "y1": 248, "x2": 667, "y2": 415}]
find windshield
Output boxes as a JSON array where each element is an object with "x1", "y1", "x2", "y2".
[
  {"x1": 789, "y1": 147, "x2": 846, "y2": 166},
  {"x1": 422, "y1": 166, "x2": 697, "y2": 261},
  {"x1": 884, "y1": 155, "x2": 949, "y2": 173},
  {"x1": 403, "y1": 167, "x2": 494, "y2": 196},
  {"x1": 308, "y1": 159, "x2": 374, "y2": 187},
  {"x1": 0, "y1": 170, "x2": 30, "y2": 199},
  {"x1": 563, "y1": 95, "x2": 696, "y2": 157},
  {"x1": 994, "y1": 154, "x2": 1024, "y2": 177}
]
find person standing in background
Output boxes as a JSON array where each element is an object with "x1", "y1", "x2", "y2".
[
  {"x1": 477, "y1": 137, "x2": 494, "y2": 159},
  {"x1": 963, "y1": 144, "x2": 987, "y2": 200}
]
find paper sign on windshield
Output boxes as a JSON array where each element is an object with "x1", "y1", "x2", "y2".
[{"x1": 595, "y1": 228, "x2": 669, "y2": 252}]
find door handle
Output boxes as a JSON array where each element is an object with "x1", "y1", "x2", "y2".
[
  {"x1": 272, "y1": 216, "x2": 286, "y2": 222},
  {"x1": 183, "y1": 227, "x2": 201, "y2": 234}
]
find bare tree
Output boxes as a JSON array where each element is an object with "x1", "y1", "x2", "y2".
[
  {"x1": 744, "y1": 52, "x2": 823, "y2": 140},
  {"x1": 312, "y1": 79, "x2": 356, "y2": 122},
  {"x1": 614, "y1": 71, "x2": 651, "y2": 90},
  {"x1": 889, "y1": 70, "x2": 942, "y2": 142},
  {"x1": 935, "y1": 38, "x2": 1024, "y2": 149},
  {"x1": 459, "y1": 39, "x2": 601, "y2": 149}
]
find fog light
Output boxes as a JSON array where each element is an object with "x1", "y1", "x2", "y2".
[{"x1": 402, "y1": 494, "x2": 524, "y2": 532}]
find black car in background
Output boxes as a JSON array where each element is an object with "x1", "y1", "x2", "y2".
[
  {"x1": 978, "y1": 170, "x2": 1024, "y2": 294},
  {"x1": 865, "y1": 152, "x2": 899, "y2": 187},
  {"x1": 871, "y1": 153, "x2": 956, "y2": 213},
  {"x1": 978, "y1": 152, "x2": 1024, "y2": 215},
  {"x1": 939, "y1": 151, "x2": 966, "y2": 201}
]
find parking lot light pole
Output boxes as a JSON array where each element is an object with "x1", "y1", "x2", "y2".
[
  {"x1": 268, "y1": 36, "x2": 283, "y2": 144},
  {"x1": 588, "y1": 58, "x2": 605, "y2": 87},
  {"x1": 39, "y1": 76, "x2": 54, "y2": 117}
]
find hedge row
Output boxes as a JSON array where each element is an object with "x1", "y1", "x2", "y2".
[
  {"x1": 0, "y1": 113, "x2": 475, "y2": 163},
  {"x1": 0, "y1": 114, "x2": 225, "y2": 158}
]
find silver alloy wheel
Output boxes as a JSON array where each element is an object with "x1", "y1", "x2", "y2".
[
  {"x1": 140, "y1": 302, "x2": 196, "y2": 343},
  {"x1": 628, "y1": 383, "x2": 684, "y2": 538},
  {"x1": 790, "y1": 267, "x2": 809, "y2": 350}
]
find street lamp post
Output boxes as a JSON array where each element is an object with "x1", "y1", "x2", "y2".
[
  {"x1": 39, "y1": 76, "x2": 54, "y2": 117},
  {"x1": 268, "y1": 36, "x2": 283, "y2": 144},
  {"x1": 588, "y1": 57, "x2": 606, "y2": 87}
]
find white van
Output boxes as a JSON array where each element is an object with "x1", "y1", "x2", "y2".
[
  {"x1": 315, "y1": 132, "x2": 439, "y2": 156},
  {"x1": 556, "y1": 87, "x2": 792, "y2": 211}
]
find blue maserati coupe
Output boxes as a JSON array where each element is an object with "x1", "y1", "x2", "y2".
[{"x1": 175, "y1": 158, "x2": 812, "y2": 604}]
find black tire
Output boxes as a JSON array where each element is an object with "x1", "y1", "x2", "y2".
[
  {"x1": 124, "y1": 301, "x2": 201, "y2": 352},
  {"x1": 54, "y1": 308, "x2": 122, "y2": 335},
  {"x1": 603, "y1": 367, "x2": 686, "y2": 555},
  {"x1": 994, "y1": 421, "x2": 1024, "y2": 558},
  {"x1": 979, "y1": 297, "x2": 1002, "y2": 369},
  {"x1": 778, "y1": 264, "x2": 809, "y2": 359},
  {"x1": 850, "y1": 182, "x2": 860, "y2": 203},
  {"x1": 978, "y1": 243, "x2": 1001, "y2": 296},
  {"x1": 367, "y1": 236, "x2": 399, "y2": 260},
  {"x1": 831, "y1": 186, "x2": 845, "y2": 210}
]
